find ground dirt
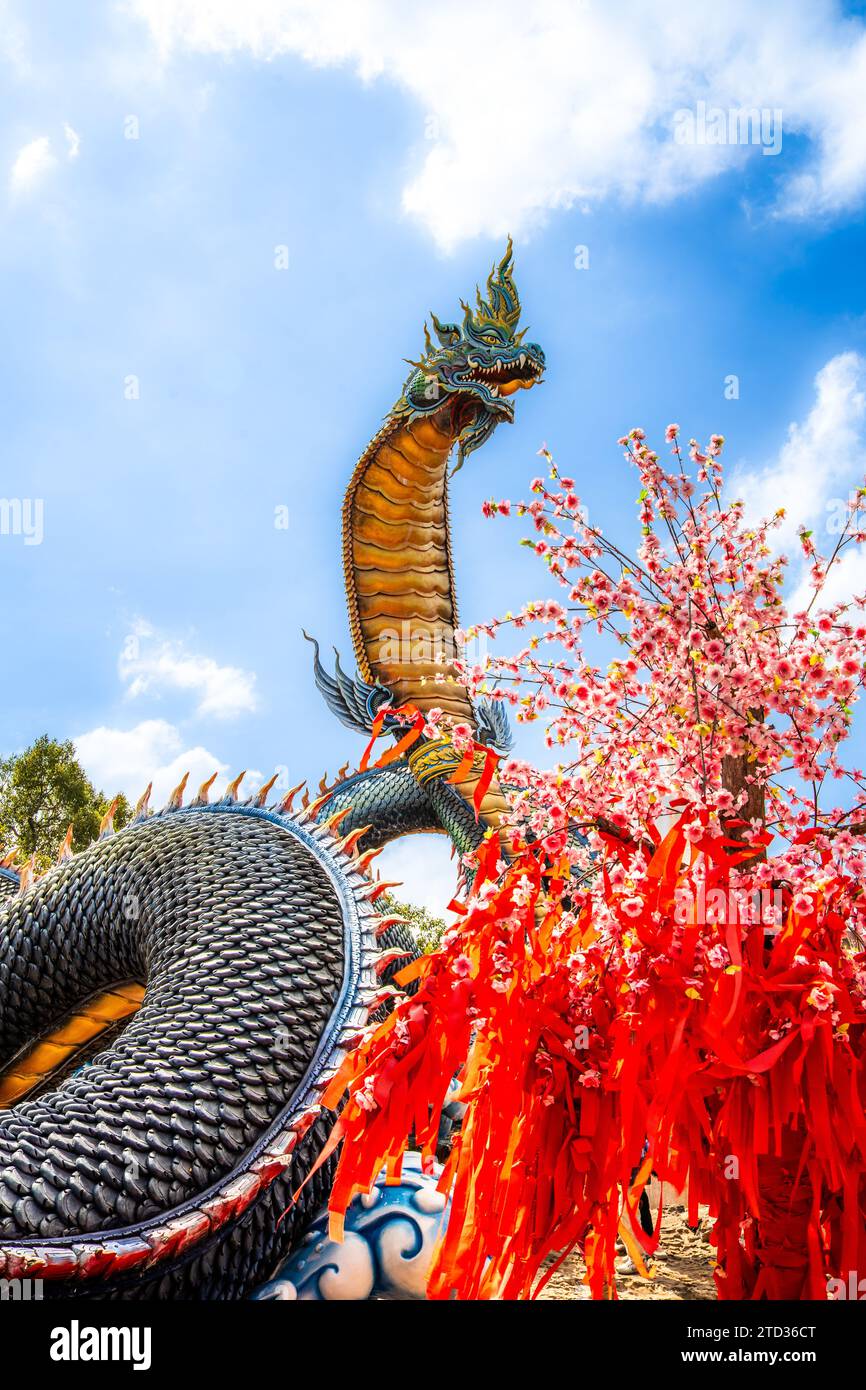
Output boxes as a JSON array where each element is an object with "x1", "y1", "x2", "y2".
[{"x1": 536, "y1": 1205, "x2": 717, "y2": 1301}]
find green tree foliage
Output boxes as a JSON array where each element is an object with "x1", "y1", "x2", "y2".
[
  {"x1": 380, "y1": 892, "x2": 447, "y2": 954},
  {"x1": 0, "y1": 736, "x2": 130, "y2": 869}
]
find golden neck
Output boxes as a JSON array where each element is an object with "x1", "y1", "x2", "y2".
[{"x1": 341, "y1": 403, "x2": 475, "y2": 724}]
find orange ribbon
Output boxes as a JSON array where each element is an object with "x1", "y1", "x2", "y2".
[
  {"x1": 447, "y1": 741, "x2": 501, "y2": 819},
  {"x1": 359, "y1": 703, "x2": 426, "y2": 772}
]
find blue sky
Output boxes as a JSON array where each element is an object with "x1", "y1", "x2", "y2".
[{"x1": 3, "y1": 0, "x2": 866, "y2": 911}]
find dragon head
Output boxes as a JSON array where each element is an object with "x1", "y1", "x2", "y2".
[{"x1": 394, "y1": 238, "x2": 545, "y2": 472}]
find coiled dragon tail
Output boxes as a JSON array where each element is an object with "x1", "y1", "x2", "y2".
[{"x1": 0, "y1": 782, "x2": 411, "y2": 1299}]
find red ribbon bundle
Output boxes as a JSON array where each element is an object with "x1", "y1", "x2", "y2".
[{"x1": 319, "y1": 808, "x2": 866, "y2": 1300}]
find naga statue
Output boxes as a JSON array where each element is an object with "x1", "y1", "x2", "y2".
[{"x1": 0, "y1": 241, "x2": 544, "y2": 1299}]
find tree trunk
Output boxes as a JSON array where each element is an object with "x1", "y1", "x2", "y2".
[{"x1": 720, "y1": 712, "x2": 766, "y2": 859}]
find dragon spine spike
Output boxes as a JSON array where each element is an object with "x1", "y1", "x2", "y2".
[
  {"x1": 253, "y1": 773, "x2": 279, "y2": 808},
  {"x1": 165, "y1": 772, "x2": 189, "y2": 812},
  {"x1": 251, "y1": 1149, "x2": 293, "y2": 1178},
  {"x1": 372, "y1": 913, "x2": 412, "y2": 938},
  {"x1": 319, "y1": 806, "x2": 353, "y2": 836},
  {"x1": 57, "y1": 825, "x2": 74, "y2": 864},
  {"x1": 223, "y1": 771, "x2": 246, "y2": 803},
  {"x1": 289, "y1": 1106, "x2": 321, "y2": 1139},
  {"x1": 133, "y1": 782, "x2": 153, "y2": 820},
  {"x1": 301, "y1": 787, "x2": 310, "y2": 810},
  {"x1": 318, "y1": 771, "x2": 330, "y2": 795},
  {"x1": 354, "y1": 845, "x2": 384, "y2": 876},
  {"x1": 375, "y1": 947, "x2": 414, "y2": 976},
  {"x1": 262, "y1": 1131, "x2": 298, "y2": 1161},
  {"x1": 17, "y1": 855, "x2": 36, "y2": 894},
  {"x1": 296, "y1": 790, "x2": 332, "y2": 825},
  {"x1": 334, "y1": 824, "x2": 372, "y2": 856},
  {"x1": 192, "y1": 771, "x2": 219, "y2": 807},
  {"x1": 0, "y1": 848, "x2": 19, "y2": 870},
  {"x1": 277, "y1": 780, "x2": 306, "y2": 814},
  {"x1": 362, "y1": 985, "x2": 401, "y2": 1014},
  {"x1": 311, "y1": 1065, "x2": 339, "y2": 1093},
  {"x1": 98, "y1": 797, "x2": 120, "y2": 837},
  {"x1": 358, "y1": 879, "x2": 403, "y2": 902}
]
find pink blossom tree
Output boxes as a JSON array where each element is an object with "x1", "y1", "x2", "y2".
[{"x1": 322, "y1": 427, "x2": 866, "y2": 1301}]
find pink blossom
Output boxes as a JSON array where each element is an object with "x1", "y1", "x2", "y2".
[
  {"x1": 452, "y1": 722, "x2": 474, "y2": 752},
  {"x1": 806, "y1": 983, "x2": 835, "y2": 1011},
  {"x1": 512, "y1": 875, "x2": 535, "y2": 908}
]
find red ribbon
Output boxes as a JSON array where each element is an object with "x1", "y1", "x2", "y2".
[
  {"x1": 359, "y1": 703, "x2": 426, "y2": 772},
  {"x1": 447, "y1": 741, "x2": 501, "y2": 819}
]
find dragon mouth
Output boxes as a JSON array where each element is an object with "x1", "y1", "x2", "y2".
[{"x1": 464, "y1": 354, "x2": 544, "y2": 397}]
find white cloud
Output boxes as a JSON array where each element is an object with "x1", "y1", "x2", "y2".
[
  {"x1": 75, "y1": 718, "x2": 265, "y2": 808},
  {"x1": 129, "y1": 0, "x2": 866, "y2": 248},
  {"x1": 9, "y1": 135, "x2": 55, "y2": 196},
  {"x1": 791, "y1": 545, "x2": 866, "y2": 616},
  {"x1": 375, "y1": 833, "x2": 460, "y2": 919},
  {"x1": 0, "y1": 2, "x2": 32, "y2": 79},
  {"x1": 74, "y1": 621, "x2": 263, "y2": 816},
  {"x1": 119, "y1": 619, "x2": 258, "y2": 720},
  {"x1": 733, "y1": 352, "x2": 866, "y2": 552},
  {"x1": 730, "y1": 352, "x2": 866, "y2": 612},
  {"x1": 63, "y1": 122, "x2": 80, "y2": 160},
  {"x1": 75, "y1": 718, "x2": 228, "y2": 806}
]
